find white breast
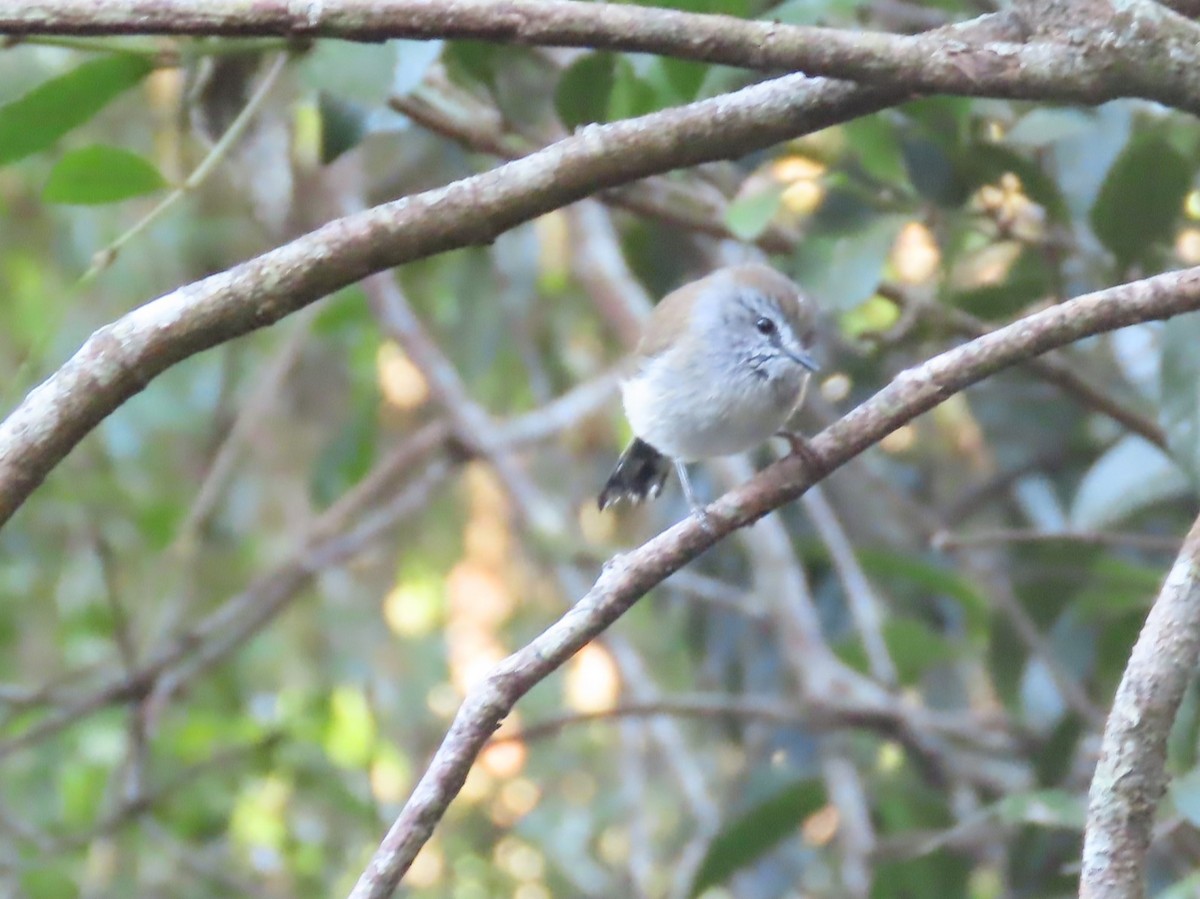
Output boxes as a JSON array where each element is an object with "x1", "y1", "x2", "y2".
[{"x1": 621, "y1": 355, "x2": 804, "y2": 463}]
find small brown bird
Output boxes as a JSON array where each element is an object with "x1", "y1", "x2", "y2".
[{"x1": 598, "y1": 264, "x2": 819, "y2": 516}]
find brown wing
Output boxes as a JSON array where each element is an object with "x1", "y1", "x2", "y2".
[{"x1": 635, "y1": 274, "x2": 711, "y2": 360}]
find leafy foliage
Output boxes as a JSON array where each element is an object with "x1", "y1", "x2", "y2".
[{"x1": 2, "y1": 2, "x2": 1200, "y2": 898}]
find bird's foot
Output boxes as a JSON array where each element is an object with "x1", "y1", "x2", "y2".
[
  {"x1": 776, "y1": 430, "x2": 822, "y2": 475},
  {"x1": 689, "y1": 504, "x2": 716, "y2": 534}
]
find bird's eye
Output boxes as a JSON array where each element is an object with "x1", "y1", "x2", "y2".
[{"x1": 755, "y1": 317, "x2": 777, "y2": 336}]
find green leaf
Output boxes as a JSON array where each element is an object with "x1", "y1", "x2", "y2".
[
  {"x1": 0, "y1": 53, "x2": 153, "y2": 166},
  {"x1": 953, "y1": 248, "x2": 1052, "y2": 321},
  {"x1": 843, "y1": 114, "x2": 906, "y2": 185},
  {"x1": 1073, "y1": 556, "x2": 1165, "y2": 620},
  {"x1": 310, "y1": 397, "x2": 378, "y2": 507},
  {"x1": 1172, "y1": 767, "x2": 1200, "y2": 827},
  {"x1": 324, "y1": 685, "x2": 377, "y2": 768},
  {"x1": 300, "y1": 39, "x2": 396, "y2": 106},
  {"x1": 836, "y1": 617, "x2": 957, "y2": 682},
  {"x1": 690, "y1": 779, "x2": 824, "y2": 896},
  {"x1": 607, "y1": 57, "x2": 660, "y2": 121},
  {"x1": 555, "y1": 52, "x2": 616, "y2": 130},
  {"x1": 769, "y1": 0, "x2": 860, "y2": 23},
  {"x1": 21, "y1": 868, "x2": 78, "y2": 899},
  {"x1": 318, "y1": 92, "x2": 368, "y2": 164},
  {"x1": 883, "y1": 618, "x2": 959, "y2": 683},
  {"x1": 1090, "y1": 132, "x2": 1192, "y2": 269},
  {"x1": 1161, "y1": 873, "x2": 1200, "y2": 899},
  {"x1": 995, "y1": 789, "x2": 1085, "y2": 830},
  {"x1": 443, "y1": 40, "x2": 500, "y2": 90},
  {"x1": 43, "y1": 144, "x2": 166, "y2": 204},
  {"x1": 901, "y1": 135, "x2": 966, "y2": 206},
  {"x1": 391, "y1": 38, "x2": 443, "y2": 97},
  {"x1": 725, "y1": 186, "x2": 782, "y2": 241},
  {"x1": 1069, "y1": 435, "x2": 1192, "y2": 530},
  {"x1": 59, "y1": 761, "x2": 107, "y2": 828},
  {"x1": 1006, "y1": 108, "x2": 1095, "y2": 147},
  {"x1": 1161, "y1": 311, "x2": 1200, "y2": 487},
  {"x1": 1169, "y1": 678, "x2": 1200, "y2": 773},
  {"x1": 657, "y1": 56, "x2": 709, "y2": 103},
  {"x1": 795, "y1": 215, "x2": 904, "y2": 311},
  {"x1": 857, "y1": 548, "x2": 991, "y2": 642}
]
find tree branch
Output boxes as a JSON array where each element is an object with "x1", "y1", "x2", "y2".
[
  {"x1": 1081, "y1": 514, "x2": 1200, "y2": 898},
  {"x1": 6, "y1": 0, "x2": 1200, "y2": 112},
  {"x1": 349, "y1": 264, "x2": 1200, "y2": 899},
  {"x1": 0, "y1": 71, "x2": 898, "y2": 530}
]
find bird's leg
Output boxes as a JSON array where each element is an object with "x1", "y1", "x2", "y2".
[
  {"x1": 776, "y1": 430, "x2": 823, "y2": 476},
  {"x1": 674, "y1": 460, "x2": 714, "y2": 531}
]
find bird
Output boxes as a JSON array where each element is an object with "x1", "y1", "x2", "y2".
[{"x1": 598, "y1": 263, "x2": 820, "y2": 518}]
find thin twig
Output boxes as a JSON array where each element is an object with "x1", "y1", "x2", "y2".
[
  {"x1": 80, "y1": 51, "x2": 291, "y2": 282},
  {"x1": 803, "y1": 485, "x2": 898, "y2": 686},
  {"x1": 933, "y1": 527, "x2": 1182, "y2": 553}
]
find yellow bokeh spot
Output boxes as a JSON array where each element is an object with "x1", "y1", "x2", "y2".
[
  {"x1": 1177, "y1": 228, "x2": 1200, "y2": 264},
  {"x1": 426, "y1": 682, "x2": 461, "y2": 719},
  {"x1": 370, "y1": 744, "x2": 413, "y2": 804},
  {"x1": 840, "y1": 295, "x2": 900, "y2": 339},
  {"x1": 877, "y1": 740, "x2": 905, "y2": 773},
  {"x1": 802, "y1": 804, "x2": 840, "y2": 847},
  {"x1": 1186, "y1": 190, "x2": 1200, "y2": 220},
  {"x1": 464, "y1": 517, "x2": 510, "y2": 570},
  {"x1": 779, "y1": 179, "x2": 824, "y2": 215},
  {"x1": 292, "y1": 99, "x2": 322, "y2": 171},
  {"x1": 447, "y1": 561, "x2": 512, "y2": 631},
  {"x1": 880, "y1": 425, "x2": 917, "y2": 454},
  {"x1": 376, "y1": 341, "x2": 429, "y2": 410},
  {"x1": 578, "y1": 498, "x2": 617, "y2": 544},
  {"x1": 954, "y1": 241, "x2": 1022, "y2": 290},
  {"x1": 383, "y1": 578, "x2": 443, "y2": 638},
  {"x1": 535, "y1": 210, "x2": 572, "y2": 293},
  {"x1": 407, "y1": 839, "x2": 445, "y2": 889},
  {"x1": 515, "y1": 884, "x2": 551, "y2": 899},
  {"x1": 892, "y1": 221, "x2": 941, "y2": 285},
  {"x1": 820, "y1": 373, "x2": 851, "y2": 404},
  {"x1": 770, "y1": 155, "x2": 826, "y2": 183},
  {"x1": 564, "y1": 643, "x2": 621, "y2": 714},
  {"x1": 597, "y1": 826, "x2": 630, "y2": 865},
  {"x1": 562, "y1": 770, "x2": 598, "y2": 806},
  {"x1": 447, "y1": 629, "x2": 505, "y2": 693},
  {"x1": 495, "y1": 836, "x2": 546, "y2": 881},
  {"x1": 499, "y1": 777, "x2": 541, "y2": 819},
  {"x1": 480, "y1": 730, "x2": 527, "y2": 779},
  {"x1": 230, "y1": 776, "x2": 291, "y2": 853},
  {"x1": 464, "y1": 462, "x2": 509, "y2": 517},
  {"x1": 325, "y1": 685, "x2": 377, "y2": 769},
  {"x1": 460, "y1": 764, "x2": 495, "y2": 804},
  {"x1": 969, "y1": 865, "x2": 1004, "y2": 899}
]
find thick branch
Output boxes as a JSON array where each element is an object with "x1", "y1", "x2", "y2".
[
  {"x1": 5, "y1": 1, "x2": 1200, "y2": 112},
  {"x1": 1081, "y1": 514, "x2": 1200, "y2": 898},
  {"x1": 350, "y1": 265, "x2": 1200, "y2": 899}
]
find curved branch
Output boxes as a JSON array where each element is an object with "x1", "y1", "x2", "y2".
[
  {"x1": 0, "y1": 71, "x2": 899, "y2": 529},
  {"x1": 6, "y1": 1, "x2": 1200, "y2": 112},
  {"x1": 1081, "y1": 514, "x2": 1200, "y2": 898},
  {"x1": 349, "y1": 265, "x2": 1200, "y2": 899}
]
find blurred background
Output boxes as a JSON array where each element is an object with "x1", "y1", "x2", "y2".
[{"x1": 2, "y1": 1, "x2": 1200, "y2": 897}]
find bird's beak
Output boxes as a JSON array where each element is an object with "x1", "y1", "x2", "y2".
[{"x1": 786, "y1": 348, "x2": 821, "y2": 373}]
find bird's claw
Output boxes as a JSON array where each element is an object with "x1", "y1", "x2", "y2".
[{"x1": 776, "y1": 430, "x2": 822, "y2": 474}]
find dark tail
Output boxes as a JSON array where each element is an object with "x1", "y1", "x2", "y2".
[{"x1": 598, "y1": 438, "x2": 671, "y2": 510}]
